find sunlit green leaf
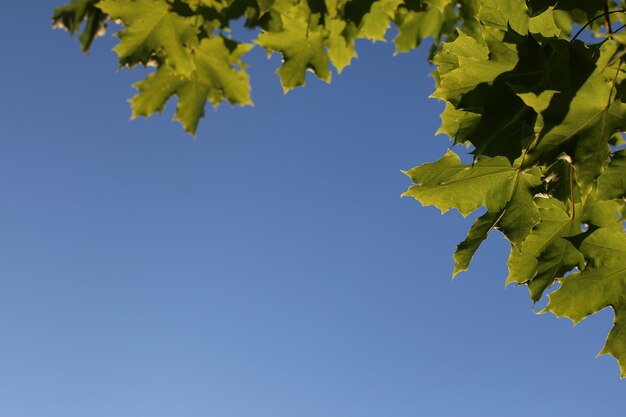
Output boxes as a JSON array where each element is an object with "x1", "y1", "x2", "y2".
[
  {"x1": 546, "y1": 228, "x2": 626, "y2": 377},
  {"x1": 131, "y1": 37, "x2": 253, "y2": 134},
  {"x1": 98, "y1": 0, "x2": 199, "y2": 74}
]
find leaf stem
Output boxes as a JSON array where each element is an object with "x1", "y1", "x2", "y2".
[
  {"x1": 569, "y1": 162, "x2": 576, "y2": 221},
  {"x1": 604, "y1": 3, "x2": 614, "y2": 38}
]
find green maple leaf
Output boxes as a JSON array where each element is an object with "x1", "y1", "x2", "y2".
[
  {"x1": 429, "y1": 27, "x2": 537, "y2": 161},
  {"x1": 256, "y1": 1, "x2": 330, "y2": 91},
  {"x1": 496, "y1": 167, "x2": 542, "y2": 246},
  {"x1": 528, "y1": 6, "x2": 561, "y2": 38},
  {"x1": 323, "y1": 0, "x2": 358, "y2": 73},
  {"x1": 359, "y1": 0, "x2": 403, "y2": 41},
  {"x1": 529, "y1": 41, "x2": 626, "y2": 188},
  {"x1": 451, "y1": 170, "x2": 542, "y2": 275},
  {"x1": 52, "y1": 0, "x2": 107, "y2": 52},
  {"x1": 184, "y1": 0, "x2": 232, "y2": 10},
  {"x1": 130, "y1": 36, "x2": 253, "y2": 134},
  {"x1": 98, "y1": 0, "x2": 199, "y2": 75},
  {"x1": 433, "y1": 29, "x2": 567, "y2": 160},
  {"x1": 597, "y1": 150, "x2": 626, "y2": 200},
  {"x1": 506, "y1": 152, "x2": 625, "y2": 303},
  {"x1": 477, "y1": 0, "x2": 528, "y2": 35},
  {"x1": 403, "y1": 150, "x2": 542, "y2": 274},
  {"x1": 393, "y1": 0, "x2": 458, "y2": 54},
  {"x1": 435, "y1": 103, "x2": 482, "y2": 143},
  {"x1": 453, "y1": 210, "x2": 501, "y2": 276},
  {"x1": 431, "y1": 28, "x2": 518, "y2": 104},
  {"x1": 402, "y1": 150, "x2": 538, "y2": 215},
  {"x1": 582, "y1": 198, "x2": 626, "y2": 232},
  {"x1": 546, "y1": 228, "x2": 626, "y2": 377},
  {"x1": 326, "y1": 17, "x2": 358, "y2": 74},
  {"x1": 402, "y1": 150, "x2": 516, "y2": 216},
  {"x1": 394, "y1": 8, "x2": 429, "y2": 53},
  {"x1": 506, "y1": 198, "x2": 583, "y2": 302}
]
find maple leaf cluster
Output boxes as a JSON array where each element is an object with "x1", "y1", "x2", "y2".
[
  {"x1": 404, "y1": 0, "x2": 626, "y2": 377},
  {"x1": 54, "y1": 0, "x2": 467, "y2": 134},
  {"x1": 54, "y1": 0, "x2": 626, "y2": 377}
]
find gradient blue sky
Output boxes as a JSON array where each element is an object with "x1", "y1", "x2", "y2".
[{"x1": 0, "y1": 3, "x2": 624, "y2": 416}]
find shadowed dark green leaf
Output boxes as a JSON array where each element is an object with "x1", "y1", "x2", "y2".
[{"x1": 53, "y1": 0, "x2": 107, "y2": 52}]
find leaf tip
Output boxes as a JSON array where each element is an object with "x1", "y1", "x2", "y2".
[{"x1": 451, "y1": 267, "x2": 464, "y2": 279}]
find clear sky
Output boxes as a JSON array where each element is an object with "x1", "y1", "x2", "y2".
[{"x1": 0, "y1": 2, "x2": 624, "y2": 416}]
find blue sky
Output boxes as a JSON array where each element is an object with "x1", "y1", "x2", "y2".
[{"x1": 0, "y1": 2, "x2": 624, "y2": 416}]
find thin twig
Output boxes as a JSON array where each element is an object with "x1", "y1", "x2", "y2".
[
  {"x1": 571, "y1": 9, "x2": 626, "y2": 42},
  {"x1": 614, "y1": 22, "x2": 626, "y2": 34}
]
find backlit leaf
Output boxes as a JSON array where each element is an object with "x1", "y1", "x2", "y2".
[
  {"x1": 130, "y1": 36, "x2": 253, "y2": 134},
  {"x1": 546, "y1": 228, "x2": 626, "y2": 377},
  {"x1": 98, "y1": 0, "x2": 199, "y2": 74}
]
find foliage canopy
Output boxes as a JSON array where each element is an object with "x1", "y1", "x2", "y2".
[{"x1": 54, "y1": 0, "x2": 626, "y2": 377}]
